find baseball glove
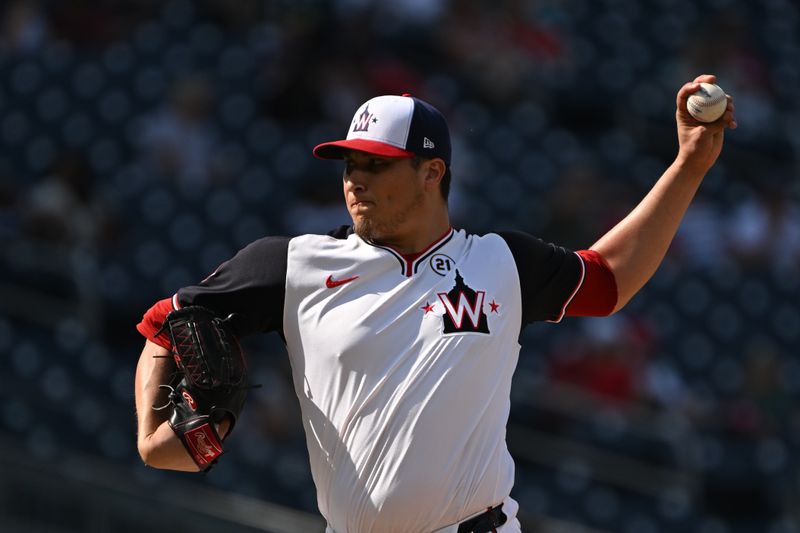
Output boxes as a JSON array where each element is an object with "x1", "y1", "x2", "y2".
[{"x1": 155, "y1": 305, "x2": 249, "y2": 471}]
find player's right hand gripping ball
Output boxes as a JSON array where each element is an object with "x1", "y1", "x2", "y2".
[
  {"x1": 158, "y1": 306, "x2": 248, "y2": 471},
  {"x1": 686, "y1": 82, "x2": 727, "y2": 123}
]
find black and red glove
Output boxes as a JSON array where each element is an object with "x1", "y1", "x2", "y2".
[{"x1": 156, "y1": 306, "x2": 249, "y2": 471}]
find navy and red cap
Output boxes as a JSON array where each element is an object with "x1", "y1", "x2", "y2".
[{"x1": 313, "y1": 94, "x2": 451, "y2": 166}]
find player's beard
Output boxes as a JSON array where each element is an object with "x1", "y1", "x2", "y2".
[{"x1": 353, "y1": 190, "x2": 425, "y2": 245}]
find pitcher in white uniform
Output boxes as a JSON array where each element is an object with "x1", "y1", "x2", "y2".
[{"x1": 134, "y1": 75, "x2": 736, "y2": 532}]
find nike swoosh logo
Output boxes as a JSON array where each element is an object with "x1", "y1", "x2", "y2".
[{"x1": 325, "y1": 274, "x2": 359, "y2": 288}]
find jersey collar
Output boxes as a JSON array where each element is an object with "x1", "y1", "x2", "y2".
[{"x1": 366, "y1": 227, "x2": 455, "y2": 277}]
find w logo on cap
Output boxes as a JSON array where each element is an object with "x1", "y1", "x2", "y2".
[{"x1": 352, "y1": 105, "x2": 376, "y2": 133}]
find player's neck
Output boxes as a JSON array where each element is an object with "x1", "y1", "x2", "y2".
[{"x1": 377, "y1": 208, "x2": 450, "y2": 255}]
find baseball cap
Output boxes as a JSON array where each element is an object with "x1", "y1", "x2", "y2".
[{"x1": 313, "y1": 94, "x2": 451, "y2": 166}]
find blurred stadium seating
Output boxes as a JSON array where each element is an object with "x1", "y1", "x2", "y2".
[{"x1": 1, "y1": 0, "x2": 799, "y2": 531}]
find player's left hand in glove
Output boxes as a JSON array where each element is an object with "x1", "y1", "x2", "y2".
[{"x1": 155, "y1": 306, "x2": 249, "y2": 472}]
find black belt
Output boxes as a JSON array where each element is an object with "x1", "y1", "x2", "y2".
[{"x1": 456, "y1": 503, "x2": 507, "y2": 533}]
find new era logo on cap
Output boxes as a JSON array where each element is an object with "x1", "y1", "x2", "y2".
[{"x1": 313, "y1": 94, "x2": 451, "y2": 165}]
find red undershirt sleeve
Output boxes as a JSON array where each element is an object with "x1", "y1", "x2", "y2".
[
  {"x1": 135, "y1": 297, "x2": 174, "y2": 349},
  {"x1": 566, "y1": 250, "x2": 618, "y2": 317}
]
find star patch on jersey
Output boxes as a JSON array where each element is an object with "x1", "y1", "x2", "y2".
[{"x1": 436, "y1": 270, "x2": 491, "y2": 335}]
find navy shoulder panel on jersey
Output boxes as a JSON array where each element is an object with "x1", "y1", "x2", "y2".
[
  {"x1": 177, "y1": 236, "x2": 290, "y2": 337},
  {"x1": 327, "y1": 225, "x2": 355, "y2": 239},
  {"x1": 495, "y1": 230, "x2": 583, "y2": 325}
]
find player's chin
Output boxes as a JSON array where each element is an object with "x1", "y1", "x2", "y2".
[
  {"x1": 353, "y1": 217, "x2": 382, "y2": 242},
  {"x1": 350, "y1": 211, "x2": 372, "y2": 226}
]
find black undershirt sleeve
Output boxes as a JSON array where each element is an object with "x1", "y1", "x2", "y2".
[
  {"x1": 176, "y1": 236, "x2": 289, "y2": 337},
  {"x1": 496, "y1": 230, "x2": 584, "y2": 326}
]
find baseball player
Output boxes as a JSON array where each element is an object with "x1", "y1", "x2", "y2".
[{"x1": 134, "y1": 75, "x2": 736, "y2": 532}]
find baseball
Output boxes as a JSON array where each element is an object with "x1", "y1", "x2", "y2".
[{"x1": 686, "y1": 82, "x2": 728, "y2": 123}]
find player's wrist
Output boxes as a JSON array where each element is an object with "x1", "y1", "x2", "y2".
[
  {"x1": 138, "y1": 422, "x2": 202, "y2": 472},
  {"x1": 673, "y1": 149, "x2": 715, "y2": 178}
]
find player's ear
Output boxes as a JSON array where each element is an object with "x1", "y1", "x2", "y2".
[{"x1": 423, "y1": 158, "x2": 446, "y2": 191}]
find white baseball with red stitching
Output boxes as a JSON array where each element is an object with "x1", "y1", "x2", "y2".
[{"x1": 687, "y1": 82, "x2": 727, "y2": 123}]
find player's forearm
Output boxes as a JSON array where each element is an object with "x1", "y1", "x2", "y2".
[
  {"x1": 138, "y1": 422, "x2": 201, "y2": 472},
  {"x1": 134, "y1": 339, "x2": 200, "y2": 471},
  {"x1": 589, "y1": 159, "x2": 706, "y2": 311}
]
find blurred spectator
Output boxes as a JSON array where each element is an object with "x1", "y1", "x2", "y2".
[
  {"x1": 341, "y1": 0, "x2": 445, "y2": 27},
  {"x1": 674, "y1": 195, "x2": 728, "y2": 269},
  {"x1": 314, "y1": 58, "x2": 370, "y2": 125},
  {"x1": 252, "y1": 6, "x2": 335, "y2": 123},
  {"x1": 439, "y1": 3, "x2": 531, "y2": 104},
  {"x1": 245, "y1": 350, "x2": 304, "y2": 443},
  {"x1": 542, "y1": 161, "x2": 616, "y2": 248},
  {"x1": 679, "y1": 7, "x2": 775, "y2": 142},
  {"x1": 0, "y1": 0, "x2": 47, "y2": 55},
  {"x1": 138, "y1": 74, "x2": 228, "y2": 191},
  {"x1": 198, "y1": 0, "x2": 262, "y2": 32},
  {"x1": 21, "y1": 151, "x2": 117, "y2": 253},
  {"x1": 701, "y1": 342, "x2": 792, "y2": 528},
  {"x1": 282, "y1": 178, "x2": 349, "y2": 235},
  {"x1": 548, "y1": 315, "x2": 656, "y2": 406},
  {"x1": 438, "y1": 0, "x2": 572, "y2": 104},
  {"x1": 49, "y1": 0, "x2": 160, "y2": 49},
  {"x1": 0, "y1": 180, "x2": 20, "y2": 242},
  {"x1": 724, "y1": 341, "x2": 792, "y2": 437},
  {"x1": 726, "y1": 183, "x2": 800, "y2": 271},
  {"x1": 642, "y1": 355, "x2": 692, "y2": 411},
  {"x1": 365, "y1": 55, "x2": 425, "y2": 99},
  {"x1": 506, "y1": 0, "x2": 571, "y2": 71}
]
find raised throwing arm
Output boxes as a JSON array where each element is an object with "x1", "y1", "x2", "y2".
[{"x1": 589, "y1": 74, "x2": 737, "y2": 313}]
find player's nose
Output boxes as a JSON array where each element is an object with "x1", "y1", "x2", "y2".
[{"x1": 343, "y1": 170, "x2": 368, "y2": 191}]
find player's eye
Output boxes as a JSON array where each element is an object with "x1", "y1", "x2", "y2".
[
  {"x1": 367, "y1": 158, "x2": 388, "y2": 172},
  {"x1": 343, "y1": 158, "x2": 391, "y2": 176}
]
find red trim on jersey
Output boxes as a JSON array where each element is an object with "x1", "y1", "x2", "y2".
[
  {"x1": 368, "y1": 227, "x2": 454, "y2": 277},
  {"x1": 401, "y1": 250, "x2": 423, "y2": 264},
  {"x1": 136, "y1": 297, "x2": 174, "y2": 349},
  {"x1": 399, "y1": 227, "x2": 453, "y2": 277},
  {"x1": 400, "y1": 251, "x2": 422, "y2": 277},
  {"x1": 566, "y1": 250, "x2": 618, "y2": 317}
]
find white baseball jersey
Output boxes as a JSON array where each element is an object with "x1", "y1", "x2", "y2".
[{"x1": 176, "y1": 226, "x2": 585, "y2": 532}]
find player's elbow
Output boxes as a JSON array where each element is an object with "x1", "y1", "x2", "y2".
[
  {"x1": 608, "y1": 284, "x2": 639, "y2": 314},
  {"x1": 137, "y1": 436, "x2": 162, "y2": 468},
  {"x1": 136, "y1": 435, "x2": 175, "y2": 470},
  {"x1": 608, "y1": 294, "x2": 632, "y2": 315}
]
